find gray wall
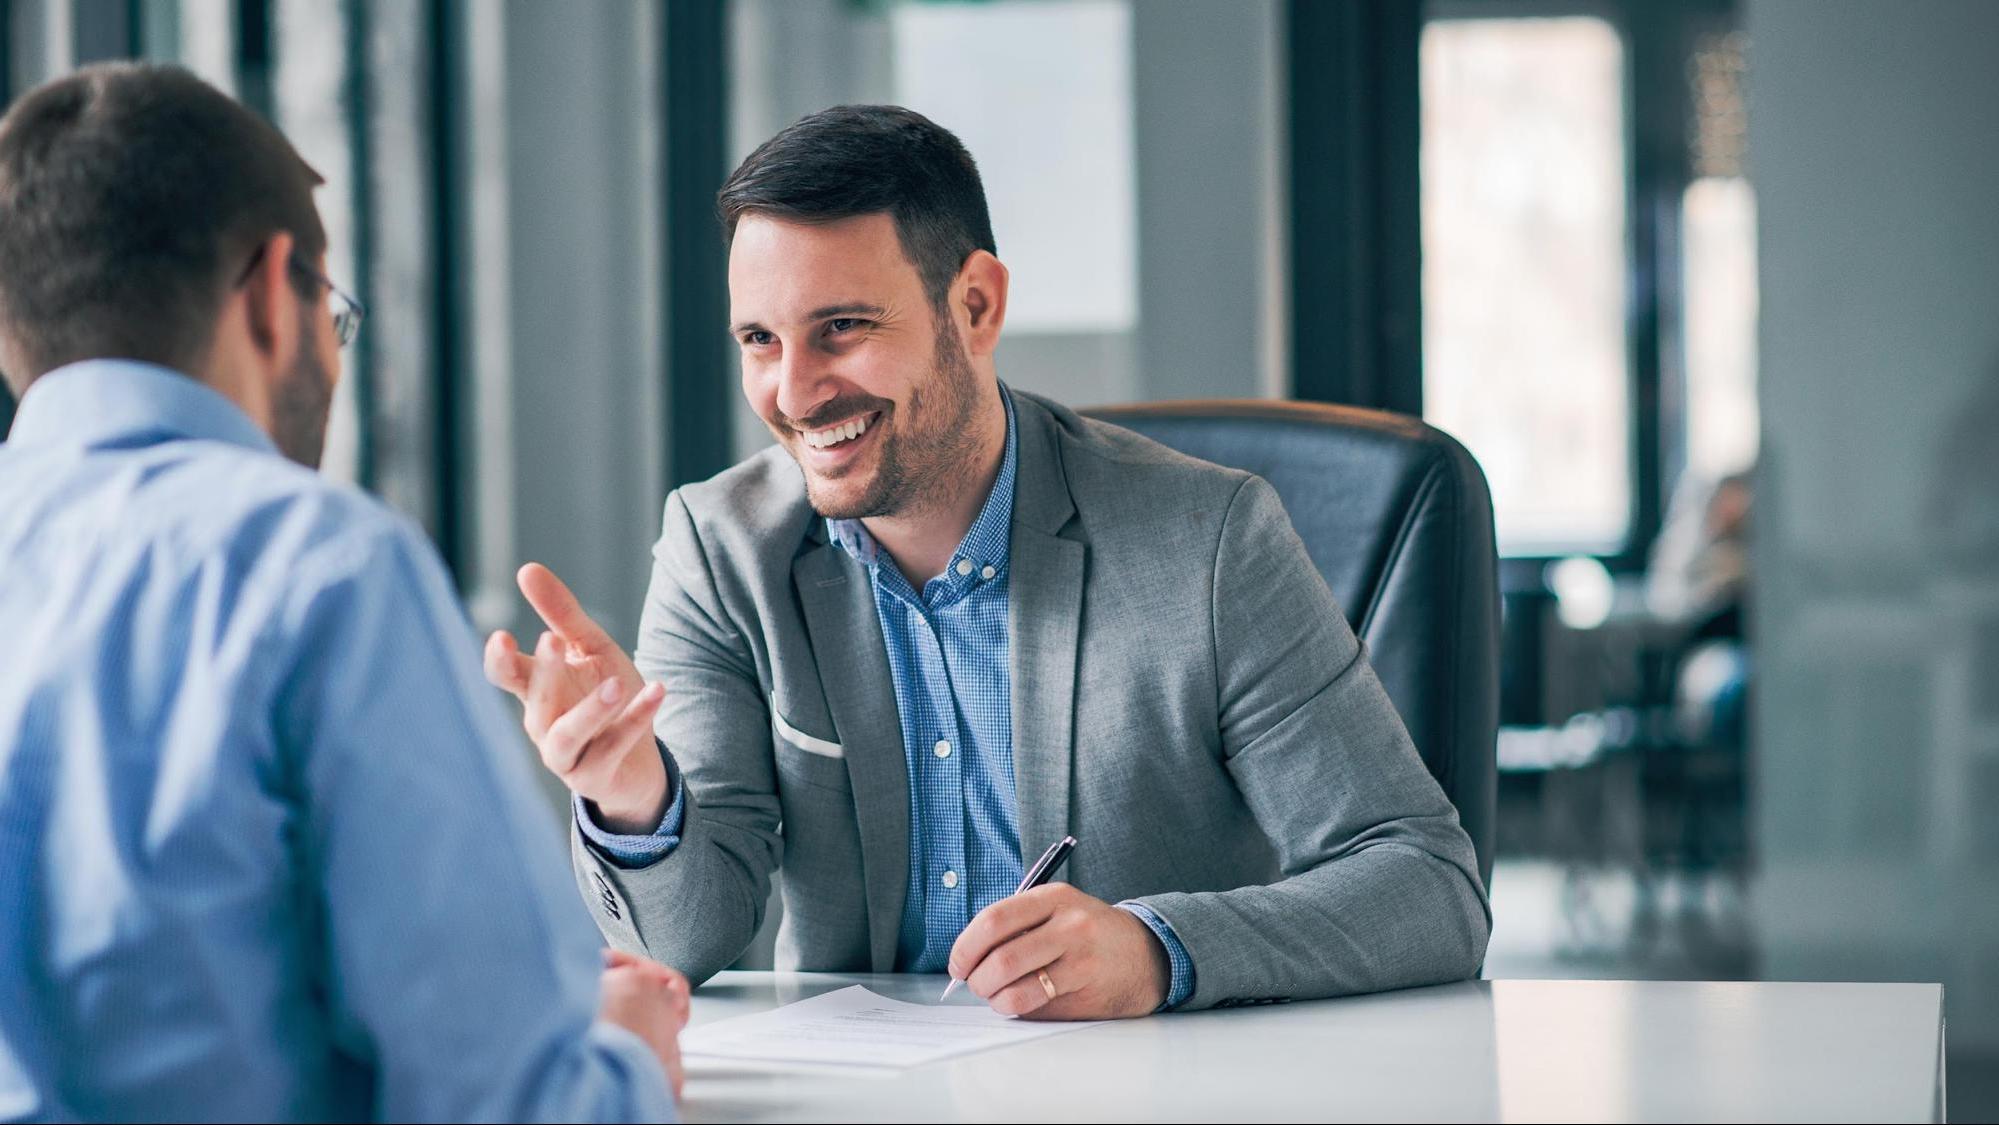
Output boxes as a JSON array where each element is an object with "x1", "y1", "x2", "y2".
[
  {"x1": 1133, "y1": 0, "x2": 1287, "y2": 403},
  {"x1": 1748, "y1": 0, "x2": 1999, "y2": 1053},
  {"x1": 457, "y1": 0, "x2": 666, "y2": 649}
]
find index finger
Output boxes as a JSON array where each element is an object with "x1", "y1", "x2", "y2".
[
  {"x1": 517, "y1": 562, "x2": 616, "y2": 653},
  {"x1": 947, "y1": 884, "x2": 1065, "y2": 982}
]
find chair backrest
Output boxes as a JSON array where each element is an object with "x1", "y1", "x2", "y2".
[{"x1": 1082, "y1": 400, "x2": 1499, "y2": 887}]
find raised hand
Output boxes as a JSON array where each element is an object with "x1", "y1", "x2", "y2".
[{"x1": 484, "y1": 563, "x2": 670, "y2": 832}]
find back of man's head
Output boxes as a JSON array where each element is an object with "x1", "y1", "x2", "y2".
[{"x1": 0, "y1": 62, "x2": 325, "y2": 396}]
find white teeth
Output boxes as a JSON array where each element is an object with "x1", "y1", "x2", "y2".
[{"x1": 802, "y1": 413, "x2": 871, "y2": 449}]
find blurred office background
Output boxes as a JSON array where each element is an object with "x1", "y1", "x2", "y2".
[{"x1": 3, "y1": 0, "x2": 1994, "y2": 1113}]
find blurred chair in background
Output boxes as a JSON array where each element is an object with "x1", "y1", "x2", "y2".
[
  {"x1": 1647, "y1": 468, "x2": 1753, "y2": 880},
  {"x1": 1493, "y1": 468, "x2": 1755, "y2": 975},
  {"x1": 1084, "y1": 400, "x2": 1500, "y2": 889}
]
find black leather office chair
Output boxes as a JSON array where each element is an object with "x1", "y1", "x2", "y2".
[{"x1": 1083, "y1": 401, "x2": 1500, "y2": 887}]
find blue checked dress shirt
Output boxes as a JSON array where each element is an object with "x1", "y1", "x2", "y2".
[
  {"x1": 582, "y1": 387, "x2": 1193, "y2": 1007},
  {"x1": 0, "y1": 360, "x2": 674, "y2": 1122}
]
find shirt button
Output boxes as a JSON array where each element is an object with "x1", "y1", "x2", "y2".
[
  {"x1": 955, "y1": 558, "x2": 974, "y2": 577},
  {"x1": 981, "y1": 565, "x2": 997, "y2": 580},
  {"x1": 934, "y1": 739, "x2": 952, "y2": 759},
  {"x1": 941, "y1": 869, "x2": 959, "y2": 889}
]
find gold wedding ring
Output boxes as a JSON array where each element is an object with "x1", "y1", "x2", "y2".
[{"x1": 1037, "y1": 969, "x2": 1057, "y2": 1000}]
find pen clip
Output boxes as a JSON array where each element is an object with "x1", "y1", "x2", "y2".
[{"x1": 1014, "y1": 834, "x2": 1078, "y2": 894}]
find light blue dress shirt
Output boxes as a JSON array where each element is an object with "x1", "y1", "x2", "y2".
[
  {"x1": 0, "y1": 361, "x2": 674, "y2": 1123},
  {"x1": 582, "y1": 387, "x2": 1193, "y2": 1007}
]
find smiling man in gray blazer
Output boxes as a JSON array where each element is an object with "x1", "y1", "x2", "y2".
[{"x1": 484, "y1": 105, "x2": 1489, "y2": 1019}]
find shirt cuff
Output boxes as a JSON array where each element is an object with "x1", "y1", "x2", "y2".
[
  {"x1": 574, "y1": 741, "x2": 686, "y2": 869},
  {"x1": 1116, "y1": 901, "x2": 1196, "y2": 1011}
]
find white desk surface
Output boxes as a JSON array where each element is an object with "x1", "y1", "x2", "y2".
[{"x1": 681, "y1": 972, "x2": 1943, "y2": 1123}]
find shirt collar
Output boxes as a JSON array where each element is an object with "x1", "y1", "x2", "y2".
[
  {"x1": 6, "y1": 358, "x2": 277, "y2": 456},
  {"x1": 829, "y1": 384, "x2": 1019, "y2": 581}
]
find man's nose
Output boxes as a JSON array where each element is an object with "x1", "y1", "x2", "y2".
[{"x1": 773, "y1": 347, "x2": 838, "y2": 425}]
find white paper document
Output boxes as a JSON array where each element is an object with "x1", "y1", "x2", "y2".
[{"x1": 681, "y1": 986, "x2": 1107, "y2": 1070}]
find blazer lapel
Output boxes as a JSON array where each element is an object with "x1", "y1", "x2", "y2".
[
  {"x1": 1008, "y1": 398, "x2": 1085, "y2": 869},
  {"x1": 793, "y1": 541, "x2": 909, "y2": 971}
]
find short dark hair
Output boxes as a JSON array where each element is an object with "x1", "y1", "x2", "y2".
[
  {"x1": 717, "y1": 105, "x2": 996, "y2": 309},
  {"x1": 0, "y1": 62, "x2": 326, "y2": 394}
]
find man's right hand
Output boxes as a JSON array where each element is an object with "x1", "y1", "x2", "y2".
[
  {"x1": 599, "y1": 949, "x2": 690, "y2": 1098},
  {"x1": 484, "y1": 563, "x2": 671, "y2": 833}
]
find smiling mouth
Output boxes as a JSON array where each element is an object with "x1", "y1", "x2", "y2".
[{"x1": 797, "y1": 411, "x2": 879, "y2": 450}]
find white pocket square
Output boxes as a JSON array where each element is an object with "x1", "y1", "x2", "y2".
[{"x1": 771, "y1": 695, "x2": 844, "y2": 759}]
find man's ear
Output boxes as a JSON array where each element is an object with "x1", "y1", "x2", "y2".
[
  {"x1": 241, "y1": 231, "x2": 299, "y2": 364},
  {"x1": 954, "y1": 250, "x2": 1009, "y2": 359}
]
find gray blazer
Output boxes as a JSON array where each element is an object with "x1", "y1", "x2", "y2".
[{"x1": 574, "y1": 391, "x2": 1490, "y2": 1010}]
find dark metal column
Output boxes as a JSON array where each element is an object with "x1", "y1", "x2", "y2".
[
  {"x1": 1286, "y1": 0, "x2": 1424, "y2": 415},
  {"x1": 659, "y1": 0, "x2": 732, "y2": 489}
]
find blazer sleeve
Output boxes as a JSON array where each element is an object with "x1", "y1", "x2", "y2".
[
  {"x1": 570, "y1": 489, "x2": 781, "y2": 984},
  {"x1": 1131, "y1": 475, "x2": 1491, "y2": 1009}
]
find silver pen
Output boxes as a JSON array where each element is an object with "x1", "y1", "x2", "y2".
[{"x1": 938, "y1": 835, "x2": 1079, "y2": 1001}]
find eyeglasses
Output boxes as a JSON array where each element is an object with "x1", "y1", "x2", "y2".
[
  {"x1": 234, "y1": 244, "x2": 367, "y2": 348},
  {"x1": 289, "y1": 258, "x2": 366, "y2": 348}
]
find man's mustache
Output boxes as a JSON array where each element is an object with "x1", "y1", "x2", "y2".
[{"x1": 778, "y1": 395, "x2": 893, "y2": 432}]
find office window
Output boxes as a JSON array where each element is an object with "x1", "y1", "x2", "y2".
[
  {"x1": 1420, "y1": 16, "x2": 1631, "y2": 554},
  {"x1": 1682, "y1": 176, "x2": 1757, "y2": 480}
]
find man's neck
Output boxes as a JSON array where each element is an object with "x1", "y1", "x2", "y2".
[
  {"x1": 198, "y1": 342, "x2": 276, "y2": 438},
  {"x1": 864, "y1": 389, "x2": 1008, "y2": 586}
]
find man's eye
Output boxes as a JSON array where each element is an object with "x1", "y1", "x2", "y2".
[
  {"x1": 743, "y1": 330, "x2": 775, "y2": 347},
  {"x1": 828, "y1": 318, "x2": 866, "y2": 334}
]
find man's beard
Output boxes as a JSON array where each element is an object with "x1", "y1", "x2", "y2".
[
  {"x1": 799, "y1": 316, "x2": 985, "y2": 521},
  {"x1": 272, "y1": 321, "x2": 334, "y2": 468}
]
